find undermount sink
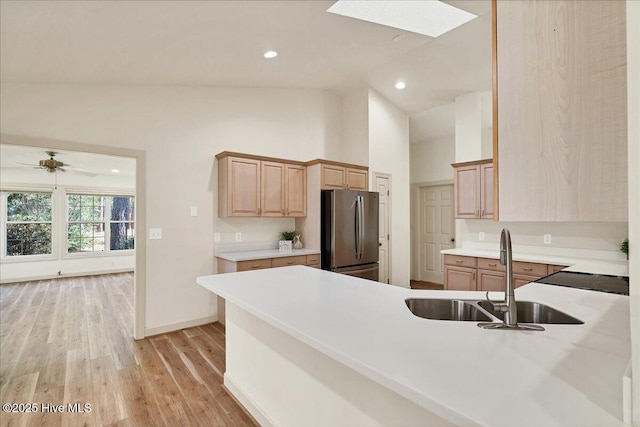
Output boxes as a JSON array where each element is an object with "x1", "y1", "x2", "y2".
[
  {"x1": 405, "y1": 298, "x2": 492, "y2": 322},
  {"x1": 406, "y1": 298, "x2": 583, "y2": 326},
  {"x1": 478, "y1": 300, "x2": 584, "y2": 325}
]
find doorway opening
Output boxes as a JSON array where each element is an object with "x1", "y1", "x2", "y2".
[
  {"x1": 1, "y1": 133, "x2": 146, "y2": 339},
  {"x1": 372, "y1": 172, "x2": 391, "y2": 284}
]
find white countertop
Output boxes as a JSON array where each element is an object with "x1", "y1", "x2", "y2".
[
  {"x1": 197, "y1": 266, "x2": 630, "y2": 427},
  {"x1": 215, "y1": 248, "x2": 320, "y2": 262},
  {"x1": 441, "y1": 248, "x2": 629, "y2": 276}
]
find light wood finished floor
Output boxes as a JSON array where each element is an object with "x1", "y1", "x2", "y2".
[
  {"x1": 410, "y1": 280, "x2": 444, "y2": 290},
  {"x1": 0, "y1": 273, "x2": 254, "y2": 427}
]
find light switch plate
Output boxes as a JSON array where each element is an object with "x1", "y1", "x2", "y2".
[
  {"x1": 149, "y1": 228, "x2": 162, "y2": 240},
  {"x1": 543, "y1": 234, "x2": 552, "y2": 245},
  {"x1": 190, "y1": 206, "x2": 198, "y2": 217},
  {"x1": 214, "y1": 232, "x2": 221, "y2": 243}
]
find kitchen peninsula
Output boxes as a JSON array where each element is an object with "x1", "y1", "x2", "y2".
[{"x1": 197, "y1": 266, "x2": 630, "y2": 427}]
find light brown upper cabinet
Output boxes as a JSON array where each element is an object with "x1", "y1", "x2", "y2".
[
  {"x1": 217, "y1": 152, "x2": 306, "y2": 218},
  {"x1": 494, "y1": 0, "x2": 627, "y2": 221},
  {"x1": 317, "y1": 162, "x2": 368, "y2": 191},
  {"x1": 218, "y1": 156, "x2": 261, "y2": 217},
  {"x1": 284, "y1": 164, "x2": 307, "y2": 217},
  {"x1": 452, "y1": 159, "x2": 493, "y2": 219}
]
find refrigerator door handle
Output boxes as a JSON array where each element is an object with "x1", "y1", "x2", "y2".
[
  {"x1": 355, "y1": 195, "x2": 361, "y2": 259},
  {"x1": 358, "y1": 195, "x2": 365, "y2": 259}
]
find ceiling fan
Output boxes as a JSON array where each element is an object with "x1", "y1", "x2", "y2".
[{"x1": 19, "y1": 151, "x2": 97, "y2": 177}]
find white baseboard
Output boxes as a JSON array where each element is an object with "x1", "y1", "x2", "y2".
[
  {"x1": 224, "y1": 373, "x2": 276, "y2": 427},
  {"x1": 144, "y1": 315, "x2": 217, "y2": 337},
  {"x1": 0, "y1": 268, "x2": 134, "y2": 284}
]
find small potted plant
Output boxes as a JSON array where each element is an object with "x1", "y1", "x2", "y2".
[
  {"x1": 279, "y1": 230, "x2": 296, "y2": 252},
  {"x1": 621, "y1": 238, "x2": 629, "y2": 260}
]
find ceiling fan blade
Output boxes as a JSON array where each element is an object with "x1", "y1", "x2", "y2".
[
  {"x1": 66, "y1": 169, "x2": 97, "y2": 177},
  {"x1": 17, "y1": 162, "x2": 39, "y2": 167}
]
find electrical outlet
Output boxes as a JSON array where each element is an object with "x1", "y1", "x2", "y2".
[
  {"x1": 149, "y1": 228, "x2": 162, "y2": 240},
  {"x1": 214, "y1": 232, "x2": 221, "y2": 243},
  {"x1": 190, "y1": 206, "x2": 198, "y2": 217},
  {"x1": 478, "y1": 232, "x2": 485, "y2": 241},
  {"x1": 235, "y1": 232, "x2": 242, "y2": 242},
  {"x1": 543, "y1": 234, "x2": 552, "y2": 245}
]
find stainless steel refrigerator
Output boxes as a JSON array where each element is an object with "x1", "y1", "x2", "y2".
[{"x1": 321, "y1": 189, "x2": 379, "y2": 281}]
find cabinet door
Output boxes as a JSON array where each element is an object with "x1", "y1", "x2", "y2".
[
  {"x1": 496, "y1": 0, "x2": 627, "y2": 221},
  {"x1": 228, "y1": 157, "x2": 261, "y2": 216},
  {"x1": 478, "y1": 269, "x2": 506, "y2": 292},
  {"x1": 261, "y1": 161, "x2": 285, "y2": 217},
  {"x1": 454, "y1": 165, "x2": 480, "y2": 218},
  {"x1": 444, "y1": 266, "x2": 476, "y2": 291},
  {"x1": 346, "y1": 168, "x2": 368, "y2": 190},
  {"x1": 321, "y1": 164, "x2": 346, "y2": 189},
  {"x1": 480, "y1": 163, "x2": 494, "y2": 218},
  {"x1": 285, "y1": 164, "x2": 306, "y2": 217}
]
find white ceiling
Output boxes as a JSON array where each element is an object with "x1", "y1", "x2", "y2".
[
  {"x1": 0, "y1": 0, "x2": 492, "y2": 115},
  {"x1": 0, "y1": 144, "x2": 136, "y2": 178}
]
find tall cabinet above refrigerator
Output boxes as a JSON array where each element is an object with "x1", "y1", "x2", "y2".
[{"x1": 321, "y1": 189, "x2": 379, "y2": 281}]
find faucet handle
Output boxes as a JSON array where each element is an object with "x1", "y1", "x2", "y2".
[{"x1": 485, "y1": 291, "x2": 508, "y2": 313}]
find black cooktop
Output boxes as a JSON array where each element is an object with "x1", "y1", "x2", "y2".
[{"x1": 535, "y1": 271, "x2": 629, "y2": 295}]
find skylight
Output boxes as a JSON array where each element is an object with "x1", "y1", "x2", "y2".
[{"x1": 327, "y1": 0, "x2": 477, "y2": 38}]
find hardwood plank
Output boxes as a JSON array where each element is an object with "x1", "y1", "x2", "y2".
[
  {"x1": 0, "y1": 372, "x2": 39, "y2": 427},
  {"x1": 153, "y1": 338, "x2": 230, "y2": 427},
  {"x1": 90, "y1": 356, "x2": 127, "y2": 425},
  {"x1": 27, "y1": 386, "x2": 64, "y2": 427},
  {"x1": 116, "y1": 366, "x2": 166, "y2": 427},
  {"x1": 62, "y1": 347, "x2": 96, "y2": 427}
]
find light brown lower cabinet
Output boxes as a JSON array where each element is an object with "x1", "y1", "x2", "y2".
[
  {"x1": 216, "y1": 254, "x2": 321, "y2": 324},
  {"x1": 444, "y1": 255, "x2": 567, "y2": 291}
]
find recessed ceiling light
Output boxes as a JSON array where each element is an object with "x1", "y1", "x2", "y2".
[
  {"x1": 111, "y1": 169, "x2": 120, "y2": 173},
  {"x1": 327, "y1": 1, "x2": 477, "y2": 38},
  {"x1": 263, "y1": 50, "x2": 278, "y2": 59},
  {"x1": 395, "y1": 81, "x2": 406, "y2": 90}
]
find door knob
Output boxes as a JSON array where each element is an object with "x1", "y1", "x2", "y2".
[
  {"x1": 451, "y1": 238, "x2": 455, "y2": 242},
  {"x1": 379, "y1": 242, "x2": 382, "y2": 246}
]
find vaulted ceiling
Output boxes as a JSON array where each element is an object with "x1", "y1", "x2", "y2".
[{"x1": 0, "y1": 0, "x2": 492, "y2": 116}]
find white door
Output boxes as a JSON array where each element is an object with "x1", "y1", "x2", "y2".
[
  {"x1": 419, "y1": 184, "x2": 454, "y2": 283},
  {"x1": 373, "y1": 173, "x2": 391, "y2": 284}
]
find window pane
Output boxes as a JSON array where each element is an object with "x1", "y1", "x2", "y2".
[
  {"x1": 6, "y1": 223, "x2": 52, "y2": 256},
  {"x1": 7, "y1": 192, "x2": 52, "y2": 221},
  {"x1": 110, "y1": 222, "x2": 135, "y2": 250},
  {"x1": 110, "y1": 197, "x2": 135, "y2": 221}
]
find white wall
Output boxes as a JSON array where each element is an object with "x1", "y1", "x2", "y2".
[
  {"x1": 410, "y1": 136, "x2": 455, "y2": 184},
  {"x1": 626, "y1": 0, "x2": 639, "y2": 423},
  {"x1": 0, "y1": 83, "x2": 342, "y2": 332},
  {"x1": 454, "y1": 92, "x2": 482, "y2": 162},
  {"x1": 368, "y1": 88, "x2": 410, "y2": 287},
  {"x1": 335, "y1": 88, "x2": 368, "y2": 165}
]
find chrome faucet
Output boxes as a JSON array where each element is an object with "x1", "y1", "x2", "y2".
[{"x1": 478, "y1": 228, "x2": 544, "y2": 331}]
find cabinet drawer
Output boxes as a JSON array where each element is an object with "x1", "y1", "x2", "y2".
[
  {"x1": 444, "y1": 255, "x2": 477, "y2": 269},
  {"x1": 272, "y1": 255, "x2": 307, "y2": 268},
  {"x1": 547, "y1": 264, "x2": 568, "y2": 274},
  {"x1": 477, "y1": 257, "x2": 505, "y2": 272},
  {"x1": 512, "y1": 261, "x2": 547, "y2": 277},
  {"x1": 478, "y1": 269, "x2": 506, "y2": 292},
  {"x1": 237, "y1": 258, "x2": 272, "y2": 271},
  {"x1": 306, "y1": 254, "x2": 320, "y2": 265}
]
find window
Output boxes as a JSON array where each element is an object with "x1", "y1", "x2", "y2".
[
  {"x1": 4, "y1": 191, "x2": 53, "y2": 257},
  {"x1": 67, "y1": 194, "x2": 135, "y2": 254}
]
